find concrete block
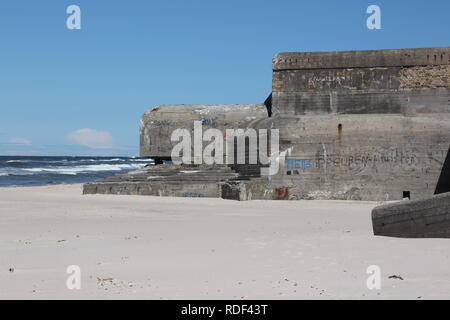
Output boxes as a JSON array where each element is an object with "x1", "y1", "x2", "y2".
[{"x1": 372, "y1": 192, "x2": 450, "y2": 238}]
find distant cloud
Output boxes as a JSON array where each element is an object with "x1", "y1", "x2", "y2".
[
  {"x1": 8, "y1": 137, "x2": 32, "y2": 146},
  {"x1": 68, "y1": 128, "x2": 114, "y2": 149}
]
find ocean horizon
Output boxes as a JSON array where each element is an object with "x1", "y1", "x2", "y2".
[{"x1": 0, "y1": 156, "x2": 154, "y2": 187}]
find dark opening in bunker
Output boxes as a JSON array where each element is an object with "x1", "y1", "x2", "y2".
[
  {"x1": 264, "y1": 93, "x2": 272, "y2": 117},
  {"x1": 403, "y1": 191, "x2": 410, "y2": 199},
  {"x1": 435, "y1": 146, "x2": 450, "y2": 195}
]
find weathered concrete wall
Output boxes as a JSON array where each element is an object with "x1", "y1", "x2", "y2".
[
  {"x1": 83, "y1": 165, "x2": 238, "y2": 198},
  {"x1": 399, "y1": 65, "x2": 450, "y2": 88},
  {"x1": 267, "y1": 47, "x2": 450, "y2": 201},
  {"x1": 140, "y1": 104, "x2": 268, "y2": 159},
  {"x1": 272, "y1": 48, "x2": 450, "y2": 116},
  {"x1": 372, "y1": 192, "x2": 450, "y2": 238},
  {"x1": 248, "y1": 113, "x2": 450, "y2": 201},
  {"x1": 272, "y1": 47, "x2": 449, "y2": 71}
]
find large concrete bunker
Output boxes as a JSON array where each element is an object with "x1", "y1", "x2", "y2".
[{"x1": 84, "y1": 47, "x2": 450, "y2": 201}]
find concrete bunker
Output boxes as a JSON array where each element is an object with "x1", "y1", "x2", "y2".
[{"x1": 84, "y1": 47, "x2": 450, "y2": 202}]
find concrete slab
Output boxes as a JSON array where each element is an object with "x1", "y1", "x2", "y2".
[{"x1": 372, "y1": 192, "x2": 450, "y2": 238}]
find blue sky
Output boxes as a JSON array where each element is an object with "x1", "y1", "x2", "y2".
[{"x1": 0, "y1": 0, "x2": 448, "y2": 156}]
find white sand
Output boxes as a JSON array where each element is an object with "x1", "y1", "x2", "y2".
[{"x1": 0, "y1": 184, "x2": 449, "y2": 300}]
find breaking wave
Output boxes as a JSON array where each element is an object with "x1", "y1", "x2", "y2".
[
  {"x1": 0, "y1": 156, "x2": 154, "y2": 187},
  {"x1": 23, "y1": 163, "x2": 145, "y2": 175}
]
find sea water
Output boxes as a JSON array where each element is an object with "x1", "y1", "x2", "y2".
[{"x1": 0, "y1": 156, "x2": 154, "y2": 187}]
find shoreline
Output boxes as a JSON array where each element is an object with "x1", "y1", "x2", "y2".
[
  {"x1": 0, "y1": 182, "x2": 86, "y2": 188},
  {"x1": 1, "y1": 184, "x2": 449, "y2": 299}
]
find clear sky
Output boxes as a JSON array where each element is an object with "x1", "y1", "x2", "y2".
[{"x1": 0, "y1": 0, "x2": 448, "y2": 156}]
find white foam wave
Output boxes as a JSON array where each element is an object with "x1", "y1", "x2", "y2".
[
  {"x1": 0, "y1": 168, "x2": 34, "y2": 176},
  {"x1": 76, "y1": 158, "x2": 125, "y2": 162},
  {"x1": 130, "y1": 158, "x2": 154, "y2": 162},
  {"x1": 6, "y1": 160, "x2": 31, "y2": 164},
  {"x1": 64, "y1": 158, "x2": 153, "y2": 163},
  {"x1": 23, "y1": 163, "x2": 146, "y2": 175}
]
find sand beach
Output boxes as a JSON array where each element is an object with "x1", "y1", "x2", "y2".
[{"x1": 1, "y1": 184, "x2": 449, "y2": 299}]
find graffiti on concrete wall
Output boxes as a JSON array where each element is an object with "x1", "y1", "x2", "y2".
[
  {"x1": 315, "y1": 149, "x2": 418, "y2": 168},
  {"x1": 285, "y1": 159, "x2": 313, "y2": 170},
  {"x1": 285, "y1": 159, "x2": 313, "y2": 175},
  {"x1": 151, "y1": 120, "x2": 174, "y2": 126},
  {"x1": 201, "y1": 118, "x2": 219, "y2": 127},
  {"x1": 284, "y1": 149, "x2": 421, "y2": 175},
  {"x1": 180, "y1": 192, "x2": 204, "y2": 198}
]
